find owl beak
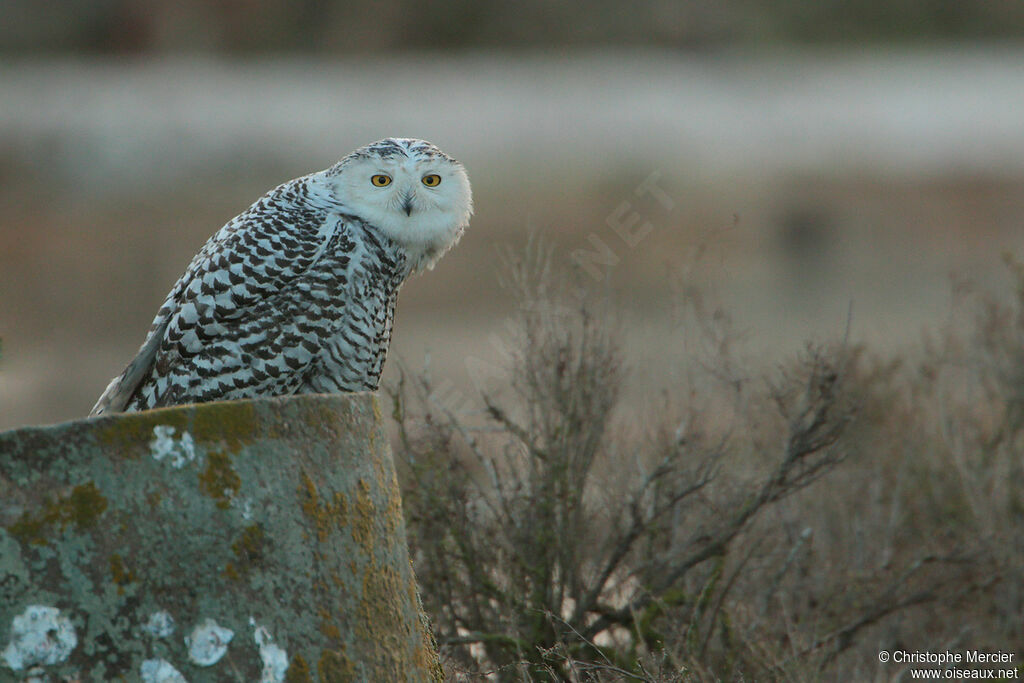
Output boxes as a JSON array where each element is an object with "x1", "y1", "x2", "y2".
[{"x1": 401, "y1": 192, "x2": 414, "y2": 216}]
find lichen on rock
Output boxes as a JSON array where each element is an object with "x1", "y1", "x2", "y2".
[
  {"x1": 1, "y1": 394, "x2": 440, "y2": 681},
  {"x1": 1, "y1": 605, "x2": 78, "y2": 671}
]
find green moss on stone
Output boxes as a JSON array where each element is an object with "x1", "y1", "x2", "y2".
[
  {"x1": 306, "y1": 403, "x2": 344, "y2": 443},
  {"x1": 285, "y1": 653, "x2": 313, "y2": 683},
  {"x1": 299, "y1": 472, "x2": 349, "y2": 544},
  {"x1": 109, "y1": 553, "x2": 136, "y2": 589},
  {"x1": 383, "y1": 467, "x2": 403, "y2": 540},
  {"x1": 7, "y1": 481, "x2": 108, "y2": 545},
  {"x1": 191, "y1": 400, "x2": 258, "y2": 452},
  {"x1": 320, "y1": 618, "x2": 342, "y2": 642},
  {"x1": 224, "y1": 523, "x2": 266, "y2": 581},
  {"x1": 96, "y1": 398, "x2": 260, "y2": 456},
  {"x1": 233, "y1": 523, "x2": 265, "y2": 561},
  {"x1": 357, "y1": 563, "x2": 405, "y2": 638},
  {"x1": 318, "y1": 648, "x2": 355, "y2": 682},
  {"x1": 95, "y1": 409, "x2": 188, "y2": 457},
  {"x1": 350, "y1": 479, "x2": 375, "y2": 553},
  {"x1": 353, "y1": 559, "x2": 423, "y2": 681},
  {"x1": 8, "y1": 509, "x2": 45, "y2": 546},
  {"x1": 317, "y1": 604, "x2": 343, "y2": 643},
  {"x1": 367, "y1": 395, "x2": 386, "y2": 452},
  {"x1": 68, "y1": 482, "x2": 108, "y2": 528},
  {"x1": 198, "y1": 450, "x2": 241, "y2": 509},
  {"x1": 371, "y1": 394, "x2": 382, "y2": 425}
]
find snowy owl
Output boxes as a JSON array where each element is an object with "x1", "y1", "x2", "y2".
[{"x1": 90, "y1": 137, "x2": 472, "y2": 415}]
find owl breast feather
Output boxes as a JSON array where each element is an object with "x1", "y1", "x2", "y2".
[{"x1": 91, "y1": 177, "x2": 410, "y2": 415}]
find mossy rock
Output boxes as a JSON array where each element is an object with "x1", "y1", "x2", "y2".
[{"x1": 0, "y1": 394, "x2": 441, "y2": 682}]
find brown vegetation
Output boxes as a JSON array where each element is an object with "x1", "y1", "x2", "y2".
[{"x1": 389, "y1": 245, "x2": 1020, "y2": 681}]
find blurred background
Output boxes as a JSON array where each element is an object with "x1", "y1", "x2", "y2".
[{"x1": 2, "y1": 0, "x2": 1024, "y2": 430}]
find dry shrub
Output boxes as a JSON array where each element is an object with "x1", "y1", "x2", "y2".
[{"x1": 389, "y1": 245, "x2": 1020, "y2": 681}]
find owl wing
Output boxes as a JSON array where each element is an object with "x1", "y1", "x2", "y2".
[
  {"x1": 90, "y1": 317, "x2": 173, "y2": 416},
  {"x1": 90, "y1": 182, "x2": 343, "y2": 415}
]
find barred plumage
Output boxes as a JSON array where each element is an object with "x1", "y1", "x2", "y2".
[{"x1": 91, "y1": 138, "x2": 472, "y2": 415}]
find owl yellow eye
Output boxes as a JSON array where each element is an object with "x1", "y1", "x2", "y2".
[
  {"x1": 371, "y1": 174, "x2": 392, "y2": 187},
  {"x1": 421, "y1": 174, "x2": 441, "y2": 187}
]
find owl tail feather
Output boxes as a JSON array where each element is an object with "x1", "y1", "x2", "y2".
[{"x1": 89, "y1": 319, "x2": 169, "y2": 416}]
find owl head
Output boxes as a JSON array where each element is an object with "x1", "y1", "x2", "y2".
[{"x1": 327, "y1": 138, "x2": 473, "y2": 272}]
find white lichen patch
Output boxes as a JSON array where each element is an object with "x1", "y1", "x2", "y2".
[
  {"x1": 143, "y1": 610, "x2": 176, "y2": 639},
  {"x1": 185, "y1": 618, "x2": 233, "y2": 667},
  {"x1": 1, "y1": 605, "x2": 77, "y2": 671},
  {"x1": 23, "y1": 665, "x2": 46, "y2": 683},
  {"x1": 250, "y1": 618, "x2": 288, "y2": 683},
  {"x1": 141, "y1": 658, "x2": 188, "y2": 683},
  {"x1": 149, "y1": 425, "x2": 196, "y2": 469}
]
